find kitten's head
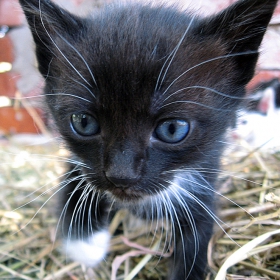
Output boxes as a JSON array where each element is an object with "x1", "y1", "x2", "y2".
[{"x1": 20, "y1": 0, "x2": 277, "y2": 202}]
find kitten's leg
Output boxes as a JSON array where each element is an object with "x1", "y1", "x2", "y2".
[
  {"x1": 168, "y1": 210, "x2": 213, "y2": 279},
  {"x1": 57, "y1": 167, "x2": 111, "y2": 267}
]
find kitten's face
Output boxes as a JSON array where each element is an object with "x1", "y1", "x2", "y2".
[
  {"x1": 19, "y1": 2, "x2": 277, "y2": 277},
  {"x1": 47, "y1": 22, "x2": 234, "y2": 201},
  {"x1": 20, "y1": 0, "x2": 277, "y2": 203}
]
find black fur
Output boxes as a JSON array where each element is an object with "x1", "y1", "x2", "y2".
[{"x1": 19, "y1": 0, "x2": 277, "y2": 279}]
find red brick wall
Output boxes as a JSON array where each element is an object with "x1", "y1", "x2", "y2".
[{"x1": 0, "y1": 0, "x2": 24, "y2": 26}]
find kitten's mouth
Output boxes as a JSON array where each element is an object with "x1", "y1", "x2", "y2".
[
  {"x1": 108, "y1": 186, "x2": 143, "y2": 201},
  {"x1": 103, "y1": 176, "x2": 145, "y2": 201}
]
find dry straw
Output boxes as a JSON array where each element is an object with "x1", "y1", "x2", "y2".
[{"x1": 0, "y1": 137, "x2": 279, "y2": 279}]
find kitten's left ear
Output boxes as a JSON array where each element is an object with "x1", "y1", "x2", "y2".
[
  {"x1": 19, "y1": 0, "x2": 85, "y2": 77},
  {"x1": 197, "y1": 0, "x2": 278, "y2": 85}
]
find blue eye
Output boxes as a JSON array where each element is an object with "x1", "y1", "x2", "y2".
[
  {"x1": 155, "y1": 119, "x2": 189, "y2": 143},
  {"x1": 71, "y1": 113, "x2": 100, "y2": 136}
]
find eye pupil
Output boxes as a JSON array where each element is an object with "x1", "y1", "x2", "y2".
[
  {"x1": 168, "y1": 123, "x2": 176, "y2": 135},
  {"x1": 81, "y1": 115, "x2": 88, "y2": 128},
  {"x1": 71, "y1": 113, "x2": 99, "y2": 136},
  {"x1": 155, "y1": 119, "x2": 189, "y2": 143}
]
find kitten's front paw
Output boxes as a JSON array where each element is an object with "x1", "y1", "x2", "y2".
[{"x1": 63, "y1": 230, "x2": 110, "y2": 267}]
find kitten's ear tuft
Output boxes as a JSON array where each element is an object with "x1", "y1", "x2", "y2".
[
  {"x1": 198, "y1": 0, "x2": 278, "y2": 85},
  {"x1": 19, "y1": 0, "x2": 85, "y2": 77}
]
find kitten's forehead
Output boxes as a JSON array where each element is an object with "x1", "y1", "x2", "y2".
[
  {"x1": 47, "y1": 4, "x2": 234, "y2": 119},
  {"x1": 90, "y1": 43, "x2": 229, "y2": 121}
]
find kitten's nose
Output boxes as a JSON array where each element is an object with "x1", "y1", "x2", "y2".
[{"x1": 106, "y1": 175, "x2": 139, "y2": 189}]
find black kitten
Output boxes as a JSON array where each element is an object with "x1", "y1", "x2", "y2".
[{"x1": 19, "y1": 0, "x2": 277, "y2": 279}]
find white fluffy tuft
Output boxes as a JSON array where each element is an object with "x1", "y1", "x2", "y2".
[{"x1": 63, "y1": 230, "x2": 110, "y2": 267}]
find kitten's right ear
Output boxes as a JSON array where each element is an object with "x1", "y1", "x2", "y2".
[
  {"x1": 19, "y1": 0, "x2": 85, "y2": 77},
  {"x1": 196, "y1": 0, "x2": 278, "y2": 86}
]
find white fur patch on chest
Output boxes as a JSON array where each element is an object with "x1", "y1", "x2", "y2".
[{"x1": 63, "y1": 230, "x2": 110, "y2": 267}]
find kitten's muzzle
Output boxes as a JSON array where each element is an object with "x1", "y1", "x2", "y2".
[{"x1": 104, "y1": 147, "x2": 144, "y2": 190}]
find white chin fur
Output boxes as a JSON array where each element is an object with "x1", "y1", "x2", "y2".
[{"x1": 63, "y1": 230, "x2": 110, "y2": 267}]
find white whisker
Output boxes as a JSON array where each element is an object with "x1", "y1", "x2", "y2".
[
  {"x1": 163, "y1": 85, "x2": 255, "y2": 103},
  {"x1": 155, "y1": 16, "x2": 196, "y2": 92},
  {"x1": 57, "y1": 34, "x2": 97, "y2": 89},
  {"x1": 161, "y1": 187, "x2": 189, "y2": 277},
  {"x1": 161, "y1": 100, "x2": 234, "y2": 111},
  {"x1": 162, "y1": 50, "x2": 258, "y2": 97},
  {"x1": 38, "y1": 0, "x2": 92, "y2": 88}
]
